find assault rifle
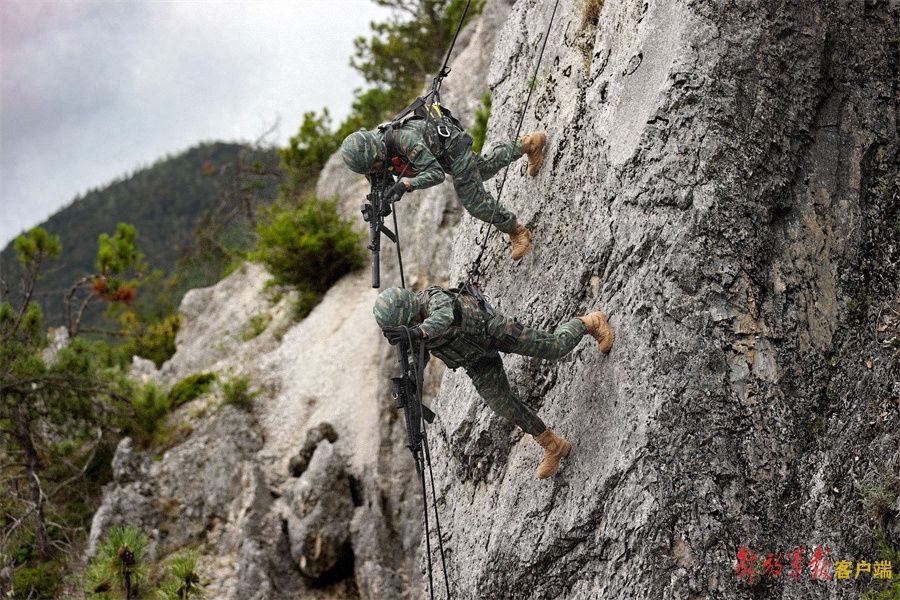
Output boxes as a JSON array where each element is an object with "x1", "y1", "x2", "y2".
[
  {"x1": 361, "y1": 171, "x2": 400, "y2": 288},
  {"x1": 392, "y1": 338, "x2": 435, "y2": 471}
]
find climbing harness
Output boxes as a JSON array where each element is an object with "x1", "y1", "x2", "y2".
[{"x1": 361, "y1": 0, "x2": 561, "y2": 597}]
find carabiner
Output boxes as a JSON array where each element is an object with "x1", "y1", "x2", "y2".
[{"x1": 437, "y1": 124, "x2": 451, "y2": 138}]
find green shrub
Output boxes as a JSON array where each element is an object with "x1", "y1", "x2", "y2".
[
  {"x1": 124, "y1": 314, "x2": 180, "y2": 368},
  {"x1": 168, "y1": 372, "x2": 216, "y2": 408},
  {"x1": 157, "y1": 550, "x2": 205, "y2": 600},
  {"x1": 12, "y1": 560, "x2": 62, "y2": 599},
  {"x1": 291, "y1": 289, "x2": 324, "y2": 321},
  {"x1": 85, "y1": 525, "x2": 151, "y2": 599},
  {"x1": 861, "y1": 530, "x2": 900, "y2": 599},
  {"x1": 240, "y1": 313, "x2": 272, "y2": 341},
  {"x1": 9, "y1": 528, "x2": 35, "y2": 565},
  {"x1": 220, "y1": 376, "x2": 257, "y2": 411},
  {"x1": 471, "y1": 93, "x2": 492, "y2": 154},
  {"x1": 131, "y1": 383, "x2": 171, "y2": 443},
  {"x1": 251, "y1": 197, "x2": 364, "y2": 313}
]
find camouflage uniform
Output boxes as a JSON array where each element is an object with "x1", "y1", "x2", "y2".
[
  {"x1": 380, "y1": 119, "x2": 524, "y2": 235},
  {"x1": 374, "y1": 287, "x2": 587, "y2": 435}
]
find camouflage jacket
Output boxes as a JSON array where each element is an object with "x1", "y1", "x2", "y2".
[
  {"x1": 377, "y1": 119, "x2": 446, "y2": 191},
  {"x1": 414, "y1": 287, "x2": 497, "y2": 369}
]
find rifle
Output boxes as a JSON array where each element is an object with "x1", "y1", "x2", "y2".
[
  {"x1": 361, "y1": 172, "x2": 400, "y2": 289},
  {"x1": 392, "y1": 338, "x2": 435, "y2": 471}
]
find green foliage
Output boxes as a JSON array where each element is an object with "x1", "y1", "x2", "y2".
[
  {"x1": 105, "y1": 268, "x2": 181, "y2": 368},
  {"x1": 220, "y1": 375, "x2": 256, "y2": 411},
  {"x1": 220, "y1": 258, "x2": 244, "y2": 279},
  {"x1": 1, "y1": 250, "x2": 121, "y2": 558},
  {"x1": 97, "y1": 223, "x2": 144, "y2": 275},
  {"x1": 350, "y1": 0, "x2": 484, "y2": 99},
  {"x1": 849, "y1": 287, "x2": 876, "y2": 314},
  {"x1": 130, "y1": 383, "x2": 172, "y2": 443},
  {"x1": 168, "y1": 372, "x2": 216, "y2": 409},
  {"x1": 85, "y1": 526, "x2": 151, "y2": 599},
  {"x1": 0, "y1": 143, "x2": 278, "y2": 331},
  {"x1": 9, "y1": 528, "x2": 36, "y2": 565},
  {"x1": 805, "y1": 415, "x2": 826, "y2": 436},
  {"x1": 857, "y1": 458, "x2": 900, "y2": 520},
  {"x1": 13, "y1": 226, "x2": 62, "y2": 267},
  {"x1": 240, "y1": 312, "x2": 272, "y2": 341},
  {"x1": 861, "y1": 530, "x2": 900, "y2": 599},
  {"x1": 118, "y1": 314, "x2": 181, "y2": 369},
  {"x1": 156, "y1": 550, "x2": 205, "y2": 600},
  {"x1": 471, "y1": 92, "x2": 492, "y2": 154},
  {"x1": 251, "y1": 197, "x2": 365, "y2": 308},
  {"x1": 280, "y1": 110, "x2": 341, "y2": 199},
  {"x1": 12, "y1": 559, "x2": 62, "y2": 599},
  {"x1": 291, "y1": 289, "x2": 323, "y2": 322}
]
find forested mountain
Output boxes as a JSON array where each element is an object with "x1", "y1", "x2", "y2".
[{"x1": 0, "y1": 142, "x2": 279, "y2": 330}]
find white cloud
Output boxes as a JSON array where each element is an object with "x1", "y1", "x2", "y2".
[{"x1": 0, "y1": 0, "x2": 388, "y2": 247}]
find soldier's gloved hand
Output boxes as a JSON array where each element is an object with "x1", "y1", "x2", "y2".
[
  {"x1": 382, "y1": 325, "x2": 424, "y2": 345},
  {"x1": 388, "y1": 179, "x2": 411, "y2": 201}
]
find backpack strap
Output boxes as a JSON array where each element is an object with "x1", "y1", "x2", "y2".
[{"x1": 452, "y1": 281, "x2": 495, "y2": 316}]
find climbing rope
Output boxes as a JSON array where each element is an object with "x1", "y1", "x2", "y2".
[
  {"x1": 382, "y1": 4, "x2": 475, "y2": 598},
  {"x1": 377, "y1": 1, "x2": 561, "y2": 598},
  {"x1": 387, "y1": 193, "x2": 449, "y2": 600},
  {"x1": 433, "y1": 0, "x2": 473, "y2": 103},
  {"x1": 462, "y1": 0, "x2": 561, "y2": 288}
]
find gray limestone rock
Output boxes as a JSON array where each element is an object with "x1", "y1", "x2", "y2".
[
  {"x1": 424, "y1": 1, "x2": 900, "y2": 599},
  {"x1": 81, "y1": 0, "x2": 900, "y2": 598},
  {"x1": 86, "y1": 481, "x2": 160, "y2": 559},
  {"x1": 111, "y1": 437, "x2": 148, "y2": 485},
  {"x1": 284, "y1": 441, "x2": 354, "y2": 580},
  {"x1": 288, "y1": 422, "x2": 339, "y2": 477},
  {"x1": 151, "y1": 407, "x2": 263, "y2": 549}
]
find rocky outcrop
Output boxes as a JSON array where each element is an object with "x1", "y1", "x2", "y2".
[
  {"x1": 89, "y1": 0, "x2": 898, "y2": 598},
  {"x1": 88, "y1": 2, "x2": 513, "y2": 598},
  {"x1": 426, "y1": 1, "x2": 900, "y2": 599},
  {"x1": 284, "y1": 440, "x2": 354, "y2": 579}
]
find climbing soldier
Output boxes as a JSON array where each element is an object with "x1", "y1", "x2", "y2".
[
  {"x1": 373, "y1": 286, "x2": 615, "y2": 478},
  {"x1": 340, "y1": 111, "x2": 547, "y2": 261}
]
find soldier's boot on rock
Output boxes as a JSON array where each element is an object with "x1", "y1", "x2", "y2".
[
  {"x1": 520, "y1": 132, "x2": 547, "y2": 177},
  {"x1": 578, "y1": 311, "x2": 615, "y2": 354},
  {"x1": 534, "y1": 428, "x2": 571, "y2": 479},
  {"x1": 508, "y1": 223, "x2": 533, "y2": 261}
]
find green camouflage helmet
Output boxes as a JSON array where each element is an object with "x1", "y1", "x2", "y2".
[
  {"x1": 341, "y1": 129, "x2": 383, "y2": 174},
  {"x1": 373, "y1": 287, "x2": 420, "y2": 328}
]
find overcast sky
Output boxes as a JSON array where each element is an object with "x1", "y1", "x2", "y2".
[{"x1": 0, "y1": 0, "x2": 389, "y2": 248}]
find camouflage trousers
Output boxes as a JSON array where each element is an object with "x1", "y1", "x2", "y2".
[
  {"x1": 444, "y1": 131, "x2": 524, "y2": 235},
  {"x1": 464, "y1": 316, "x2": 587, "y2": 435}
]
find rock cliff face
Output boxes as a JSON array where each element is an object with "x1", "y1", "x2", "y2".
[
  {"x1": 89, "y1": 0, "x2": 899, "y2": 598},
  {"x1": 88, "y1": 2, "x2": 512, "y2": 598},
  {"x1": 425, "y1": 0, "x2": 899, "y2": 599}
]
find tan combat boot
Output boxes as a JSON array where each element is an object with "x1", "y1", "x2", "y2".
[
  {"x1": 534, "y1": 428, "x2": 571, "y2": 479},
  {"x1": 577, "y1": 311, "x2": 615, "y2": 354},
  {"x1": 508, "y1": 223, "x2": 533, "y2": 260},
  {"x1": 519, "y1": 132, "x2": 547, "y2": 177}
]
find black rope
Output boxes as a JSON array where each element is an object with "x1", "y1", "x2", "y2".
[
  {"x1": 418, "y1": 452, "x2": 434, "y2": 600},
  {"x1": 433, "y1": 0, "x2": 473, "y2": 102},
  {"x1": 463, "y1": 0, "x2": 562, "y2": 286},
  {"x1": 422, "y1": 427, "x2": 451, "y2": 595},
  {"x1": 404, "y1": 327, "x2": 451, "y2": 600},
  {"x1": 391, "y1": 203, "x2": 406, "y2": 289}
]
